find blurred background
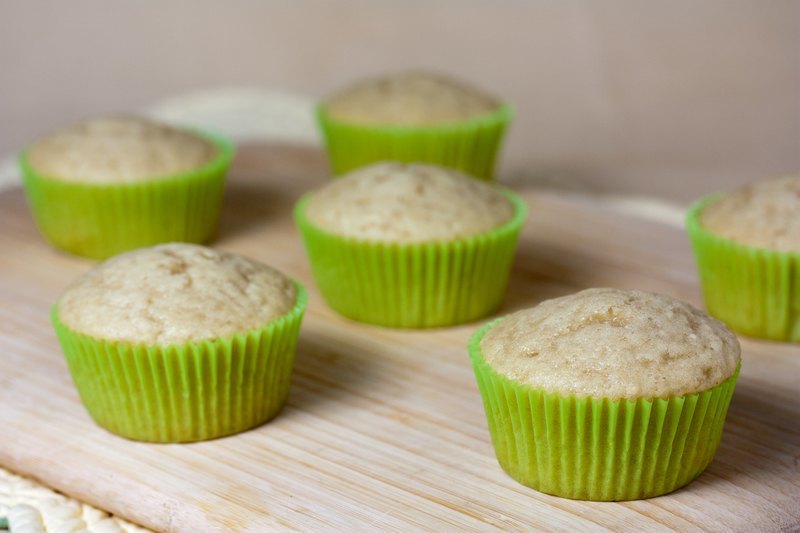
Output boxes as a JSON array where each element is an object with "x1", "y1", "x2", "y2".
[{"x1": 1, "y1": 0, "x2": 798, "y2": 201}]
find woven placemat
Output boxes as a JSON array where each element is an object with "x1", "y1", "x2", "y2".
[{"x1": 0, "y1": 466, "x2": 150, "y2": 532}]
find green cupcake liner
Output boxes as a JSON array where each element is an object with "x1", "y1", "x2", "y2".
[
  {"x1": 468, "y1": 319, "x2": 740, "y2": 501},
  {"x1": 51, "y1": 283, "x2": 307, "y2": 443},
  {"x1": 295, "y1": 189, "x2": 527, "y2": 328},
  {"x1": 317, "y1": 104, "x2": 513, "y2": 181},
  {"x1": 20, "y1": 131, "x2": 234, "y2": 260},
  {"x1": 686, "y1": 196, "x2": 800, "y2": 342}
]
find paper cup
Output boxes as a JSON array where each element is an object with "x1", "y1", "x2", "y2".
[
  {"x1": 687, "y1": 196, "x2": 800, "y2": 342},
  {"x1": 468, "y1": 318, "x2": 740, "y2": 501},
  {"x1": 52, "y1": 282, "x2": 307, "y2": 443},
  {"x1": 20, "y1": 131, "x2": 234, "y2": 260},
  {"x1": 317, "y1": 104, "x2": 513, "y2": 181},
  {"x1": 295, "y1": 189, "x2": 526, "y2": 328}
]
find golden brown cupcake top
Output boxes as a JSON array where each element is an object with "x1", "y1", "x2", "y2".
[
  {"x1": 57, "y1": 243, "x2": 296, "y2": 345},
  {"x1": 700, "y1": 175, "x2": 800, "y2": 252},
  {"x1": 26, "y1": 116, "x2": 218, "y2": 183},
  {"x1": 323, "y1": 71, "x2": 501, "y2": 125},
  {"x1": 305, "y1": 162, "x2": 514, "y2": 243},
  {"x1": 480, "y1": 288, "x2": 740, "y2": 399}
]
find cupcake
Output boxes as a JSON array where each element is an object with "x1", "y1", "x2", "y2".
[
  {"x1": 318, "y1": 71, "x2": 512, "y2": 180},
  {"x1": 469, "y1": 288, "x2": 741, "y2": 501},
  {"x1": 20, "y1": 116, "x2": 234, "y2": 259},
  {"x1": 295, "y1": 162, "x2": 527, "y2": 328},
  {"x1": 687, "y1": 175, "x2": 800, "y2": 342},
  {"x1": 51, "y1": 243, "x2": 307, "y2": 442}
]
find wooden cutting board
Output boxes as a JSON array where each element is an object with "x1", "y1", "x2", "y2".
[{"x1": 0, "y1": 145, "x2": 797, "y2": 532}]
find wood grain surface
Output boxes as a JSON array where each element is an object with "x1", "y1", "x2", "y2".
[{"x1": 0, "y1": 145, "x2": 798, "y2": 532}]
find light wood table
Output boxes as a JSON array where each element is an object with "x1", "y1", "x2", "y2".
[{"x1": 0, "y1": 145, "x2": 797, "y2": 532}]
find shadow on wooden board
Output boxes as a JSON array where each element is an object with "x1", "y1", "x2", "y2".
[
  {"x1": 287, "y1": 328, "x2": 386, "y2": 413},
  {"x1": 217, "y1": 142, "x2": 327, "y2": 241}
]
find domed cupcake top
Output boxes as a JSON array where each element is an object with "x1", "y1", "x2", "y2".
[
  {"x1": 323, "y1": 71, "x2": 501, "y2": 125},
  {"x1": 57, "y1": 243, "x2": 296, "y2": 345},
  {"x1": 305, "y1": 162, "x2": 515, "y2": 243},
  {"x1": 700, "y1": 176, "x2": 800, "y2": 252},
  {"x1": 26, "y1": 116, "x2": 218, "y2": 183},
  {"x1": 480, "y1": 288, "x2": 740, "y2": 399}
]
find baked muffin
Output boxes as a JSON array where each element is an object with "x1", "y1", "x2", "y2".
[
  {"x1": 52, "y1": 243, "x2": 307, "y2": 442},
  {"x1": 687, "y1": 175, "x2": 800, "y2": 341},
  {"x1": 295, "y1": 162, "x2": 527, "y2": 327},
  {"x1": 317, "y1": 71, "x2": 512, "y2": 180},
  {"x1": 469, "y1": 288, "x2": 741, "y2": 501},
  {"x1": 20, "y1": 116, "x2": 234, "y2": 259},
  {"x1": 324, "y1": 71, "x2": 501, "y2": 125}
]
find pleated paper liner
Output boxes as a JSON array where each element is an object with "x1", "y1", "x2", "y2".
[
  {"x1": 468, "y1": 319, "x2": 740, "y2": 501},
  {"x1": 317, "y1": 104, "x2": 513, "y2": 181},
  {"x1": 19, "y1": 131, "x2": 234, "y2": 260},
  {"x1": 687, "y1": 196, "x2": 800, "y2": 342},
  {"x1": 51, "y1": 282, "x2": 307, "y2": 443},
  {"x1": 295, "y1": 189, "x2": 527, "y2": 328}
]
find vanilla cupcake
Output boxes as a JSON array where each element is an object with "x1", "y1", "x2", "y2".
[
  {"x1": 687, "y1": 175, "x2": 800, "y2": 341},
  {"x1": 469, "y1": 288, "x2": 741, "y2": 500},
  {"x1": 295, "y1": 162, "x2": 527, "y2": 327},
  {"x1": 52, "y1": 243, "x2": 307, "y2": 442},
  {"x1": 318, "y1": 72, "x2": 512, "y2": 180},
  {"x1": 20, "y1": 116, "x2": 234, "y2": 259}
]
